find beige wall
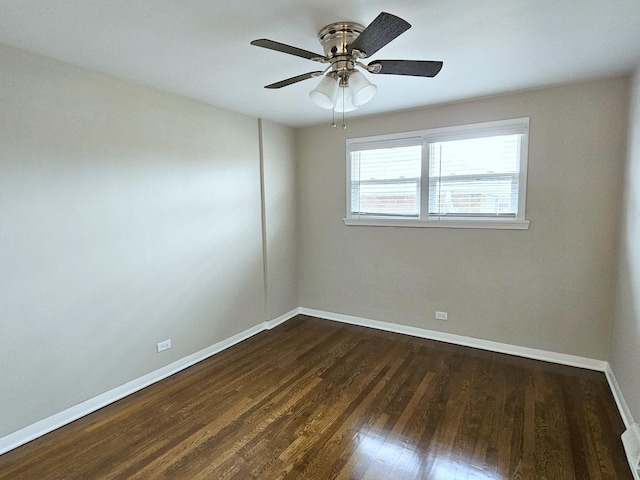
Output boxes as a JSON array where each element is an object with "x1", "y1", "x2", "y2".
[
  {"x1": 610, "y1": 69, "x2": 640, "y2": 423},
  {"x1": 0, "y1": 44, "x2": 268, "y2": 437},
  {"x1": 1, "y1": 37, "x2": 634, "y2": 444},
  {"x1": 297, "y1": 77, "x2": 628, "y2": 360},
  {"x1": 260, "y1": 119, "x2": 299, "y2": 319}
]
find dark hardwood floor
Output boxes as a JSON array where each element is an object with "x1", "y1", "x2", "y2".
[{"x1": 0, "y1": 315, "x2": 631, "y2": 479}]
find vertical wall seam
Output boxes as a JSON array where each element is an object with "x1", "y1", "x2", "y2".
[{"x1": 258, "y1": 118, "x2": 269, "y2": 322}]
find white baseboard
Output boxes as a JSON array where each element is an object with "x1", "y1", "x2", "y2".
[
  {"x1": 604, "y1": 363, "x2": 636, "y2": 429},
  {"x1": 0, "y1": 308, "x2": 299, "y2": 456},
  {"x1": 622, "y1": 423, "x2": 640, "y2": 480},
  {"x1": 299, "y1": 308, "x2": 608, "y2": 371},
  {"x1": 266, "y1": 307, "x2": 300, "y2": 329},
  {"x1": 604, "y1": 364, "x2": 640, "y2": 479}
]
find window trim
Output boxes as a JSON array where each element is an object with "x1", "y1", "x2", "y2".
[{"x1": 344, "y1": 118, "x2": 531, "y2": 230}]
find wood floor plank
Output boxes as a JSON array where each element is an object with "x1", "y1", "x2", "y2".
[{"x1": 0, "y1": 315, "x2": 632, "y2": 480}]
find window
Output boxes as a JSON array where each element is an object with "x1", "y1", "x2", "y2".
[{"x1": 345, "y1": 118, "x2": 530, "y2": 229}]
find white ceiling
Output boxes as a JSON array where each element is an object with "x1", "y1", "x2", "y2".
[{"x1": 1, "y1": 0, "x2": 640, "y2": 127}]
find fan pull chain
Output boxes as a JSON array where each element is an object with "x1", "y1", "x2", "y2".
[
  {"x1": 341, "y1": 88, "x2": 346, "y2": 129},
  {"x1": 330, "y1": 88, "x2": 347, "y2": 129}
]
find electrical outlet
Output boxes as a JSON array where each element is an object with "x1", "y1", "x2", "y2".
[
  {"x1": 157, "y1": 339, "x2": 171, "y2": 352},
  {"x1": 435, "y1": 311, "x2": 448, "y2": 321}
]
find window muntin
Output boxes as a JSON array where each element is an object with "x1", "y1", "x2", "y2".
[{"x1": 346, "y1": 118, "x2": 530, "y2": 229}]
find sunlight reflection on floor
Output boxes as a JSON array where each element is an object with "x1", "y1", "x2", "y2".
[
  {"x1": 357, "y1": 432, "x2": 503, "y2": 480},
  {"x1": 430, "y1": 458, "x2": 503, "y2": 480}
]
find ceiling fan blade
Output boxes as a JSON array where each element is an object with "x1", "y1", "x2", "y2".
[
  {"x1": 348, "y1": 12, "x2": 411, "y2": 58},
  {"x1": 369, "y1": 60, "x2": 444, "y2": 77},
  {"x1": 265, "y1": 71, "x2": 323, "y2": 89},
  {"x1": 251, "y1": 39, "x2": 326, "y2": 61}
]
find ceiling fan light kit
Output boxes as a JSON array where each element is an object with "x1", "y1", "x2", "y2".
[
  {"x1": 309, "y1": 70, "x2": 377, "y2": 110},
  {"x1": 334, "y1": 87, "x2": 358, "y2": 113},
  {"x1": 309, "y1": 75, "x2": 339, "y2": 109},
  {"x1": 349, "y1": 70, "x2": 378, "y2": 106},
  {"x1": 251, "y1": 12, "x2": 443, "y2": 127}
]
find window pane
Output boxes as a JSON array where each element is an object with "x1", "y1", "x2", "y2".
[
  {"x1": 430, "y1": 175, "x2": 517, "y2": 215},
  {"x1": 351, "y1": 145, "x2": 421, "y2": 217},
  {"x1": 429, "y1": 134, "x2": 521, "y2": 216}
]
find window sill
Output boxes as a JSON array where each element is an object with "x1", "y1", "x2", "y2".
[{"x1": 343, "y1": 217, "x2": 531, "y2": 230}]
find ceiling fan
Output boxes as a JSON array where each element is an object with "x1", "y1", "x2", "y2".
[{"x1": 250, "y1": 12, "x2": 443, "y2": 125}]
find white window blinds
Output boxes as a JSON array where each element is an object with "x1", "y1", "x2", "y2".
[
  {"x1": 350, "y1": 138, "x2": 422, "y2": 217},
  {"x1": 428, "y1": 134, "x2": 523, "y2": 217},
  {"x1": 345, "y1": 118, "x2": 530, "y2": 229}
]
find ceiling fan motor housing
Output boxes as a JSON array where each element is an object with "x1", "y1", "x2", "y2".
[
  {"x1": 317, "y1": 22, "x2": 365, "y2": 81},
  {"x1": 318, "y1": 22, "x2": 364, "y2": 57}
]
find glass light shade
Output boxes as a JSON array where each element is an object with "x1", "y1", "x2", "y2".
[
  {"x1": 334, "y1": 87, "x2": 358, "y2": 112},
  {"x1": 309, "y1": 75, "x2": 338, "y2": 109},
  {"x1": 348, "y1": 70, "x2": 377, "y2": 106}
]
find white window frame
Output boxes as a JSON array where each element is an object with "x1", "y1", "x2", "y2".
[{"x1": 344, "y1": 118, "x2": 530, "y2": 230}]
